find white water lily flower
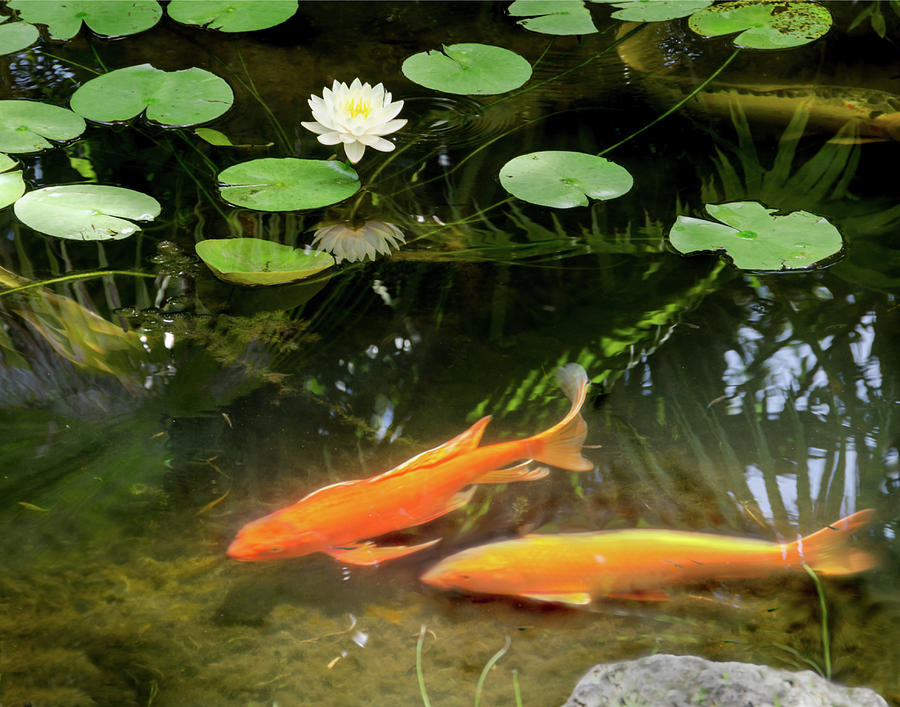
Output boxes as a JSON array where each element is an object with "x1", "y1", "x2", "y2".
[
  {"x1": 301, "y1": 79, "x2": 407, "y2": 163},
  {"x1": 312, "y1": 220, "x2": 405, "y2": 263}
]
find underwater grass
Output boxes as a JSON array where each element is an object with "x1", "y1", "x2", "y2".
[
  {"x1": 474, "y1": 635, "x2": 511, "y2": 707},
  {"x1": 416, "y1": 626, "x2": 516, "y2": 707},
  {"x1": 416, "y1": 625, "x2": 432, "y2": 707},
  {"x1": 803, "y1": 563, "x2": 832, "y2": 680}
]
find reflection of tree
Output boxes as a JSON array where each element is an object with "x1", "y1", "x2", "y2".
[
  {"x1": 699, "y1": 103, "x2": 900, "y2": 292},
  {"x1": 592, "y1": 273, "x2": 895, "y2": 547}
]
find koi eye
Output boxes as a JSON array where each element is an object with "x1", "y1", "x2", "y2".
[{"x1": 269, "y1": 546, "x2": 283, "y2": 554}]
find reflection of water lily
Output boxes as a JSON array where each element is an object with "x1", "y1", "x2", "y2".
[
  {"x1": 312, "y1": 221, "x2": 405, "y2": 263},
  {"x1": 301, "y1": 79, "x2": 407, "y2": 163}
]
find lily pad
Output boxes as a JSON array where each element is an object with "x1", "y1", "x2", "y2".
[
  {"x1": 508, "y1": 0, "x2": 597, "y2": 35},
  {"x1": 195, "y1": 238, "x2": 334, "y2": 286},
  {"x1": 13, "y1": 185, "x2": 161, "y2": 240},
  {"x1": 669, "y1": 202, "x2": 843, "y2": 270},
  {"x1": 70, "y1": 64, "x2": 233, "y2": 127},
  {"x1": 402, "y1": 43, "x2": 532, "y2": 95},
  {"x1": 195, "y1": 127, "x2": 273, "y2": 148},
  {"x1": 591, "y1": 0, "x2": 712, "y2": 22},
  {"x1": 688, "y1": 0, "x2": 832, "y2": 49},
  {"x1": 0, "y1": 20, "x2": 39, "y2": 54},
  {"x1": 167, "y1": 0, "x2": 298, "y2": 32},
  {"x1": 8, "y1": 0, "x2": 162, "y2": 40},
  {"x1": 0, "y1": 100, "x2": 86, "y2": 154},
  {"x1": 218, "y1": 158, "x2": 360, "y2": 211},
  {"x1": 0, "y1": 153, "x2": 25, "y2": 209},
  {"x1": 499, "y1": 151, "x2": 633, "y2": 208}
]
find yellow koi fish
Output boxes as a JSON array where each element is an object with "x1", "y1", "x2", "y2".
[{"x1": 421, "y1": 510, "x2": 877, "y2": 605}]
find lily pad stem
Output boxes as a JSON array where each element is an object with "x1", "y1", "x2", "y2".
[
  {"x1": 403, "y1": 197, "x2": 516, "y2": 247},
  {"x1": 87, "y1": 36, "x2": 109, "y2": 73},
  {"x1": 0, "y1": 270, "x2": 155, "y2": 299},
  {"x1": 599, "y1": 48, "x2": 741, "y2": 156},
  {"x1": 41, "y1": 52, "x2": 102, "y2": 76},
  {"x1": 164, "y1": 135, "x2": 230, "y2": 225},
  {"x1": 349, "y1": 138, "x2": 421, "y2": 218},
  {"x1": 234, "y1": 46, "x2": 293, "y2": 155},
  {"x1": 481, "y1": 22, "x2": 646, "y2": 111}
]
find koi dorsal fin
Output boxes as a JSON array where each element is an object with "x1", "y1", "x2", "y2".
[{"x1": 375, "y1": 416, "x2": 492, "y2": 480}]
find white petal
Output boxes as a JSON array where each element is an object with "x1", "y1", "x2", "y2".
[
  {"x1": 367, "y1": 118, "x2": 407, "y2": 136},
  {"x1": 378, "y1": 100, "x2": 404, "y2": 122},
  {"x1": 356, "y1": 134, "x2": 395, "y2": 152},
  {"x1": 310, "y1": 112, "x2": 337, "y2": 131},
  {"x1": 343, "y1": 140, "x2": 365, "y2": 163},
  {"x1": 300, "y1": 120, "x2": 328, "y2": 135},
  {"x1": 316, "y1": 132, "x2": 343, "y2": 145}
]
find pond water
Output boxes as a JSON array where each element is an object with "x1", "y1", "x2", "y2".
[{"x1": 1, "y1": 2, "x2": 899, "y2": 705}]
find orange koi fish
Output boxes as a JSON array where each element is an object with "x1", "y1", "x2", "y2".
[
  {"x1": 421, "y1": 510, "x2": 877, "y2": 605},
  {"x1": 227, "y1": 363, "x2": 593, "y2": 566}
]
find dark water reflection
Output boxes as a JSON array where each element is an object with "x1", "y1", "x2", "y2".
[{"x1": 1, "y1": 2, "x2": 898, "y2": 705}]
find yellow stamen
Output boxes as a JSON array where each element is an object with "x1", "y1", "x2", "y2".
[{"x1": 344, "y1": 98, "x2": 371, "y2": 119}]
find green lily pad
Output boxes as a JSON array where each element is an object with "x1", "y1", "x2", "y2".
[
  {"x1": 0, "y1": 100, "x2": 86, "y2": 153},
  {"x1": 0, "y1": 20, "x2": 39, "y2": 54},
  {"x1": 688, "y1": 0, "x2": 832, "y2": 49},
  {"x1": 590, "y1": 0, "x2": 711, "y2": 22},
  {"x1": 195, "y1": 127, "x2": 273, "y2": 148},
  {"x1": 70, "y1": 64, "x2": 233, "y2": 127},
  {"x1": 499, "y1": 151, "x2": 633, "y2": 208},
  {"x1": 13, "y1": 185, "x2": 161, "y2": 240},
  {"x1": 669, "y1": 202, "x2": 843, "y2": 270},
  {"x1": 508, "y1": 0, "x2": 597, "y2": 35},
  {"x1": 402, "y1": 43, "x2": 532, "y2": 95},
  {"x1": 196, "y1": 238, "x2": 334, "y2": 286},
  {"x1": 8, "y1": 0, "x2": 162, "y2": 40},
  {"x1": 218, "y1": 158, "x2": 360, "y2": 211},
  {"x1": 0, "y1": 153, "x2": 25, "y2": 209},
  {"x1": 167, "y1": 0, "x2": 298, "y2": 32}
]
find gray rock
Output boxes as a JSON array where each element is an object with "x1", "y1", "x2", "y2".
[{"x1": 563, "y1": 654, "x2": 888, "y2": 707}]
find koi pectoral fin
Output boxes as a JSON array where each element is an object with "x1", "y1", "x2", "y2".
[
  {"x1": 476, "y1": 461, "x2": 550, "y2": 484},
  {"x1": 520, "y1": 592, "x2": 592, "y2": 606},
  {"x1": 326, "y1": 538, "x2": 441, "y2": 566},
  {"x1": 413, "y1": 487, "x2": 478, "y2": 525}
]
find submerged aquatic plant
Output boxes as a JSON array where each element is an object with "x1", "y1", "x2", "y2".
[
  {"x1": 301, "y1": 78, "x2": 407, "y2": 163},
  {"x1": 312, "y1": 220, "x2": 405, "y2": 263}
]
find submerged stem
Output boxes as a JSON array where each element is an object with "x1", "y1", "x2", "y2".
[
  {"x1": 0, "y1": 270, "x2": 155, "y2": 298},
  {"x1": 802, "y1": 563, "x2": 832, "y2": 679},
  {"x1": 41, "y1": 52, "x2": 102, "y2": 75},
  {"x1": 599, "y1": 48, "x2": 742, "y2": 156},
  {"x1": 480, "y1": 22, "x2": 644, "y2": 111},
  {"x1": 234, "y1": 45, "x2": 294, "y2": 154}
]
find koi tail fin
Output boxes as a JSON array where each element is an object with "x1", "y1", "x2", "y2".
[
  {"x1": 528, "y1": 363, "x2": 593, "y2": 472},
  {"x1": 792, "y1": 509, "x2": 878, "y2": 576}
]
